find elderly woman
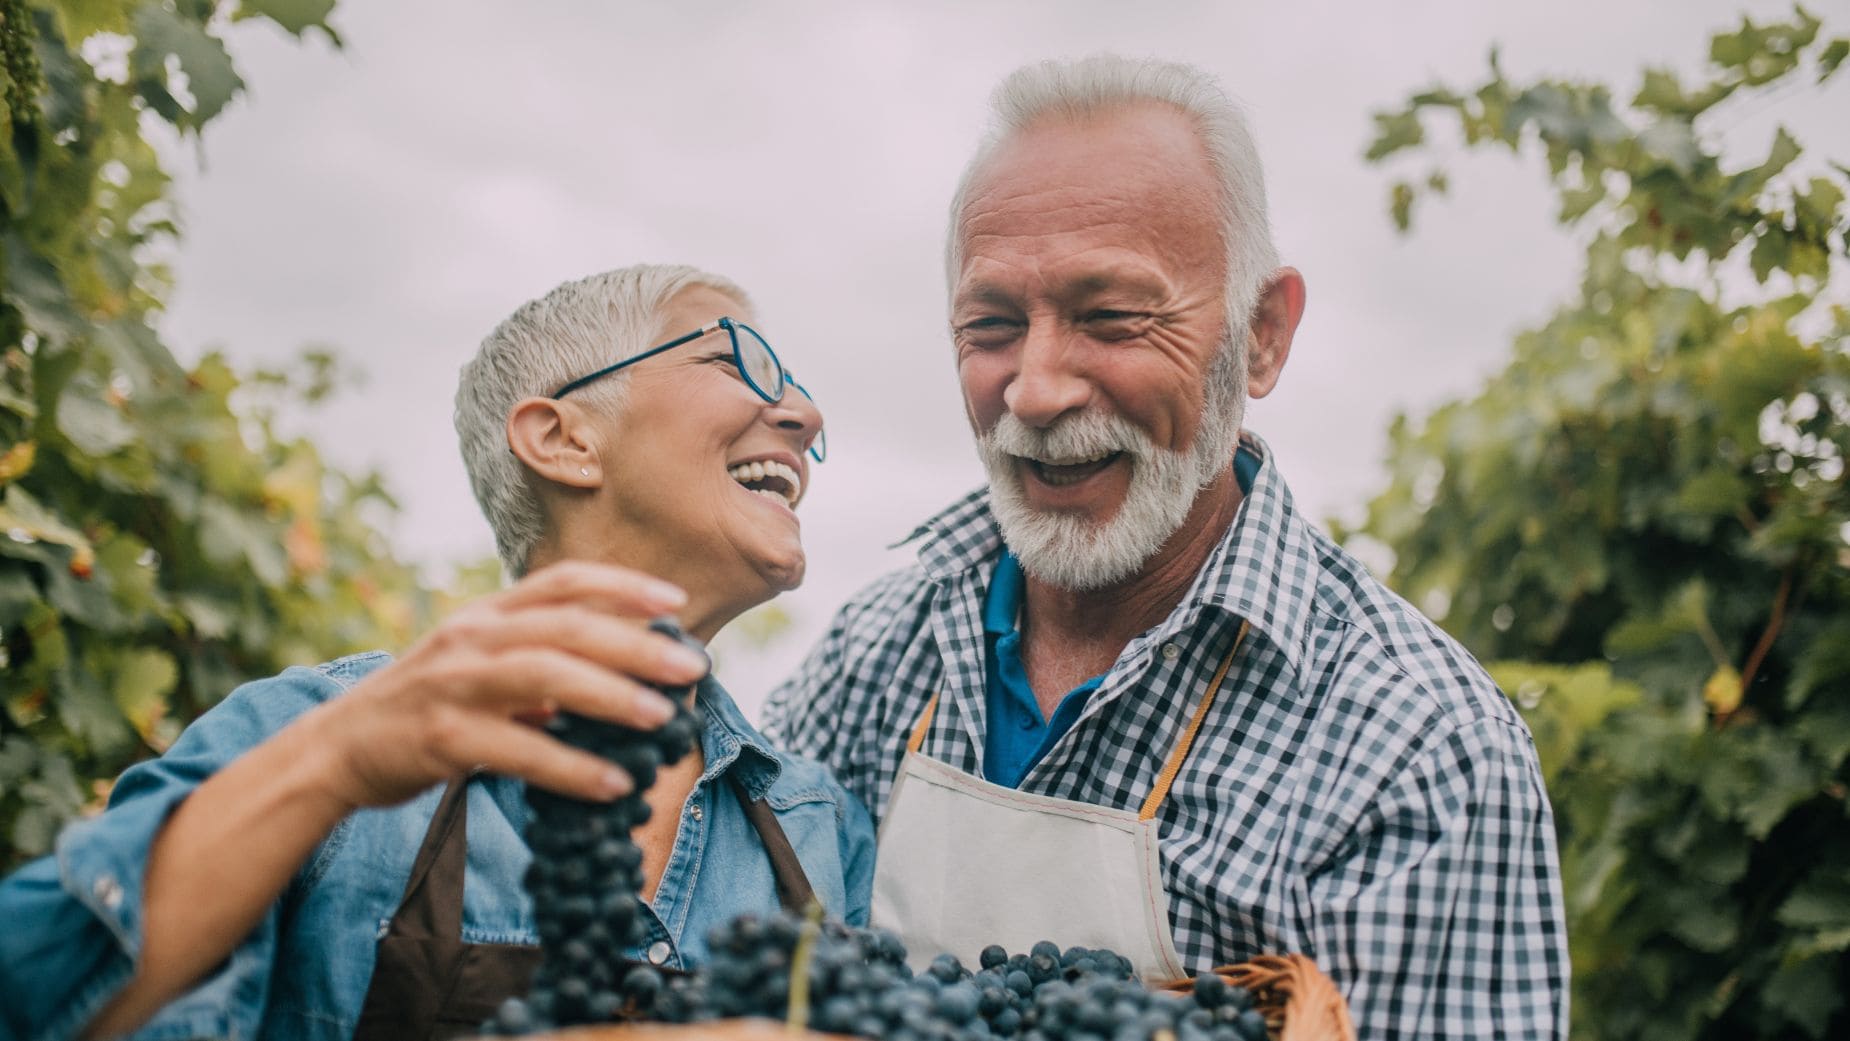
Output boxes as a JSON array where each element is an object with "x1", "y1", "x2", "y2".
[{"x1": 0, "y1": 265, "x2": 873, "y2": 1041}]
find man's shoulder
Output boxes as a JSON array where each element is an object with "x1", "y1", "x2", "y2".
[
  {"x1": 1297, "y1": 525, "x2": 1526, "y2": 741},
  {"x1": 823, "y1": 561, "x2": 939, "y2": 640},
  {"x1": 845, "y1": 559, "x2": 935, "y2": 604},
  {"x1": 762, "y1": 560, "x2": 945, "y2": 748}
]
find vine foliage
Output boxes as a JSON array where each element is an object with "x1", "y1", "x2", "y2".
[
  {"x1": 1357, "y1": 9, "x2": 1850, "y2": 1038},
  {"x1": 0, "y1": 0, "x2": 475, "y2": 871}
]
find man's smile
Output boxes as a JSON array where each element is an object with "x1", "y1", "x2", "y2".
[{"x1": 1020, "y1": 451, "x2": 1124, "y2": 488}]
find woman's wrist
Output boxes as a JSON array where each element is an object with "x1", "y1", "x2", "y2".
[{"x1": 275, "y1": 698, "x2": 377, "y2": 820}]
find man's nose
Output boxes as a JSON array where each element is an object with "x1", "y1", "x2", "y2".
[{"x1": 1003, "y1": 323, "x2": 1090, "y2": 428}]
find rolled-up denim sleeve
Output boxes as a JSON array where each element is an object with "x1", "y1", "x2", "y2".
[
  {"x1": 836, "y1": 789, "x2": 877, "y2": 928},
  {"x1": 0, "y1": 663, "x2": 350, "y2": 1041}
]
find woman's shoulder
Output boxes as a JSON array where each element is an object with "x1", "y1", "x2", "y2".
[
  {"x1": 698, "y1": 678, "x2": 858, "y2": 811},
  {"x1": 217, "y1": 650, "x2": 395, "y2": 714},
  {"x1": 310, "y1": 649, "x2": 395, "y2": 689},
  {"x1": 232, "y1": 650, "x2": 395, "y2": 715},
  {"x1": 762, "y1": 745, "x2": 859, "y2": 809},
  {"x1": 126, "y1": 652, "x2": 397, "y2": 787}
]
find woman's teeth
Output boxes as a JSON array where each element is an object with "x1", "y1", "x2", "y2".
[{"x1": 727, "y1": 459, "x2": 803, "y2": 508}]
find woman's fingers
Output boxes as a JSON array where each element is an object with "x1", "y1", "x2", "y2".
[
  {"x1": 462, "y1": 647, "x2": 682, "y2": 728},
  {"x1": 495, "y1": 559, "x2": 687, "y2": 617},
  {"x1": 454, "y1": 717, "x2": 634, "y2": 801},
  {"x1": 457, "y1": 562, "x2": 707, "y2": 688},
  {"x1": 453, "y1": 606, "x2": 709, "y2": 685},
  {"x1": 319, "y1": 561, "x2": 709, "y2": 809}
]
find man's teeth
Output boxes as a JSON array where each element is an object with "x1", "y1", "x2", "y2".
[
  {"x1": 1034, "y1": 450, "x2": 1115, "y2": 467},
  {"x1": 726, "y1": 459, "x2": 803, "y2": 507},
  {"x1": 1028, "y1": 450, "x2": 1118, "y2": 487}
]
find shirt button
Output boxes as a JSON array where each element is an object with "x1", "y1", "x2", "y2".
[
  {"x1": 689, "y1": 803, "x2": 703, "y2": 822},
  {"x1": 647, "y1": 940, "x2": 673, "y2": 965},
  {"x1": 93, "y1": 874, "x2": 123, "y2": 911},
  {"x1": 1161, "y1": 642, "x2": 1180, "y2": 662}
]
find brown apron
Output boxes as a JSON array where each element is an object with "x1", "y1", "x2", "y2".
[{"x1": 352, "y1": 772, "x2": 818, "y2": 1041}]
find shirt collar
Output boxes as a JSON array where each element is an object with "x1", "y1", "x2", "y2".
[
  {"x1": 982, "y1": 551, "x2": 1025, "y2": 636},
  {"x1": 693, "y1": 676, "x2": 783, "y2": 800},
  {"x1": 905, "y1": 431, "x2": 1316, "y2": 679},
  {"x1": 1177, "y1": 435, "x2": 1317, "y2": 677}
]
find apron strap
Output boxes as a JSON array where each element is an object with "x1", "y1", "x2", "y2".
[
  {"x1": 1136, "y1": 620, "x2": 1250, "y2": 822},
  {"x1": 398, "y1": 776, "x2": 473, "y2": 938},
  {"x1": 727, "y1": 774, "x2": 819, "y2": 914},
  {"x1": 352, "y1": 776, "x2": 475, "y2": 1041},
  {"x1": 903, "y1": 620, "x2": 1247, "y2": 820},
  {"x1": 906, "y1": 692, "x2": 941, "y2": 755}
]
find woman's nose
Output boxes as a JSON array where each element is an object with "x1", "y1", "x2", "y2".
[{"x1": 769, "y1": 380, "x2": 825, "y2": 456}]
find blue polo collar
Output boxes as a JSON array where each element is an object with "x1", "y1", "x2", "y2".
[{"x1": 977, "y1": 444, "x2": 1263, "y2": 788}]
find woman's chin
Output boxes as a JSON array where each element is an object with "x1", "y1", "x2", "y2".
[{"x1": 757, "y1": 549, "x2": 807, "y2": 593}]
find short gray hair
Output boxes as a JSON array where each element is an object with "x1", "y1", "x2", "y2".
[
  {"x1": 946, "y1": 55, "x2": 1281, "y2": 420},
  {"x1": 455, "y1": 264, "x2": 752, "y2": 578}
]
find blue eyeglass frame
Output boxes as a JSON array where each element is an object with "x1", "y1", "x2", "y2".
[{"x1": 550, "y1": 316, "x2": 825, "y2": 462}]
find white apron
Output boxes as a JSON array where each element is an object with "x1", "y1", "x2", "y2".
[{"x1": 870, "y1": 622, "x2": 1249, "y2": 981}]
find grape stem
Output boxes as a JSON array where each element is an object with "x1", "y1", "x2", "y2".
[{"x1": 785, "y1": 899, "x2": 826, "y2": 1034}]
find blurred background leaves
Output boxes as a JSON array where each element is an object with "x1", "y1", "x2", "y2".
[
  {"x1": 1354, "y1": 7, "x2": 1850, "y2": 1038},
  {"x1": 0, "y1": 0, "x2": 489, "y2": 870}
]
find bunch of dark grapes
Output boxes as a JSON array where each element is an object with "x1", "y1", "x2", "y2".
[
  {"x1": 486, "y1": 617, "x2": 1272, "y2": 1041},
  {"x1": 622, "y1": 916, "x2": 1271, "y2": 1041},
  {"x1": 486, "y1": 619, "x2": 706, "y2": 1035}
]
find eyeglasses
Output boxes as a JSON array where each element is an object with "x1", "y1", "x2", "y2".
[{"x1": 551, "y1": 317, "x2": 825, "y2": 462}]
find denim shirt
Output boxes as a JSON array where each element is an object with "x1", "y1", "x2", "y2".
[{"x1": 0, "y1": 652, "x2": 876, "y2": 1041}]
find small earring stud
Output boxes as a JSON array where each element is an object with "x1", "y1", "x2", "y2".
[{"x1": 580, "y1": 467, "x2": 590, "y2": 476}]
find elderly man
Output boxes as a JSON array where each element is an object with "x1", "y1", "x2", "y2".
[{"x1": 762, "y1": 55, "x2": 1568, "y2": 1041}]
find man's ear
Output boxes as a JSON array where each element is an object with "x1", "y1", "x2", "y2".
[
  {"x1": 1246, "y1": 267, "x2": 1306, "y2": 399},
  {"x1": 507, "y1": 397, "x2": 601, "y2": 489}
]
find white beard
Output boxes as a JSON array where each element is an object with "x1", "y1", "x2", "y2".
[{"x1": 977, "y1": 371, "x2": 1243, "y2": 591}]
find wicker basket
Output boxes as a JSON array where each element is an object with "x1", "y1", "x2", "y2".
[
  {"x1": 525, "y1": 955, "x2": 1355, "y2": 1041},
  {"x1": 1157, "y1": 955, "x2": 1357, "y2": 1041}
]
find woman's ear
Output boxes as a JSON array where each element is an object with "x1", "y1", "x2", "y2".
[{"x1": 507, "y1": 397, "x2": 601, "y2": 489}]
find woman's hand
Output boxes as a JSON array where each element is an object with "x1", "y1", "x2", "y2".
[
  {"x1": 78, "y1": 561, "x2": 705, "y2": 1040},
  {"x1": 304, "y1": 560, "x2": 710, "y2": 809}
]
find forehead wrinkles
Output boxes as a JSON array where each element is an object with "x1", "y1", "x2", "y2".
[{"x1": 955, "y1": 115, "x2": 1226, "y2": 297}]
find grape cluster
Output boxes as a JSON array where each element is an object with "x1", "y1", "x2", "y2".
[
  {"x1": 625, "y1": 915, "x2": 1271, "y2": 1041},
  {"x1": 486, "y1": 619, "x2": 706, "y2": 1035},
  {"x1": 486, "y1": 617, "x2": 1273, "y2": 1041}
]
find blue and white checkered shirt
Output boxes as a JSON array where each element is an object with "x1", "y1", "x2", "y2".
[{"x1": 764, "y1": 434, "x2": 1569, "y2": 1041}]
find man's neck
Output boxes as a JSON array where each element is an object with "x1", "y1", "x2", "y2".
[{"x1": 1017, "y1": 469, "x2": 1244, "y2": 707}]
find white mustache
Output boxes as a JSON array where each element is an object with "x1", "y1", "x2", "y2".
[{"x1": 980, "y1": 410, "x2": 1148, "y2": 463}]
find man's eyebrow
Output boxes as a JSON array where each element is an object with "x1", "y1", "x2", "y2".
[
  {"x1": 1057, "y1": 272, "x2": 1168, "y2": 305},
  {"x1": 950, "y1": 284, "x2": 1020, "y2": 311},
  {"x1": 954, "y1": 269, "x2": 1171, "y2": 310}
]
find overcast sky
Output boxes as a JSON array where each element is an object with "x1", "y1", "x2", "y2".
[{"x1": 157, "y1": 0, "x2": 1850, "y2": 716}]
